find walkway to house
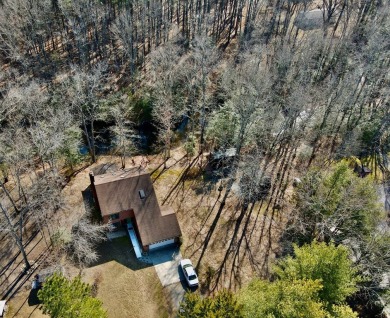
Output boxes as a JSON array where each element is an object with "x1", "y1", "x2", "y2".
[{"x1": 126, "y1": 220, "x2": 143, "y2": 259}]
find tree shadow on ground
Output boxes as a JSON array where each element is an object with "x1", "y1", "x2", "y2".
[
  {"x1": 87, "y1": 236, "x2": 152, "y2": 271},
  {"x1": 91, "y1": 162, "x2": 119, "y2": 175},
  {"x1": 151, "y1": 155, "x2": 187, "y2": 184},
  {"x1": 27, "y1": 288, "x2": 41, "y2": 306},
  {"x1": 9, "y1": 288, "x2": 41, "y2": 318},
  {"x1": 81, "y1": 185, "x2": 102, "y2": 222},
  {"x1": 0, "y1": 232, "x2": 42, "y2": 299},
  {"x1": 183, "y1": 190, "x2": 225, "y2": 259},
  {"x1": 162, "y1": 154, "x2": 203, "y2": 205},
  {"x1": 0, "y1": 240, "x2": 17, "y2": 275},
  {"x1": 161, "y1": 158, "x2": 228, "y2": 219},
  {"x1": 202, "y1": 163, "x2": 232, "y2": 185},
  {"x1": 6, "y1": 249, "x2": 51, "y2": 318},
  {"x1": 188, "y1": 191, "x2": 279, "y2": 292}
]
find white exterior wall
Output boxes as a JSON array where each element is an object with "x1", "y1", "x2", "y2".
[{"x1": 149, "y1": 238, "x2": 175, "y2": 250}]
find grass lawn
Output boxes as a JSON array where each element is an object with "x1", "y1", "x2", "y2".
[{"x1": 82, "y1": 236, "x2": 169, "y2": 318}]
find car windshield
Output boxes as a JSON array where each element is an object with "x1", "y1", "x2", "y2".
[{"x1": 188, "y1": 274, "x2": 197, "y2": 281}]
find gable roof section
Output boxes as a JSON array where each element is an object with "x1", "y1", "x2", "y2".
[{"x1": 93, "y1": 169, "x2": 181, "y2": 246}]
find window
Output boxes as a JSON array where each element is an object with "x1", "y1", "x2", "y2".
[
  {"x1": 111, "y1": 221, "x2": 121, "y2": 230},
  {"x1": 110, "y1": 213, "x2": 120, "y2": 220},
  {"x1": 139, "y1": 190, "x2": 146, "y2": 199}
]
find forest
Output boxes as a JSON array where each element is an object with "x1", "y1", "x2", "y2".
[{"x1": 1, "y1": 0, "x2": 390, "y2": 317}]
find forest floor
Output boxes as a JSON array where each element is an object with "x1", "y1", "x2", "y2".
[{"x1": 149, "y1": 147, "x2": 283, "y2": 292}]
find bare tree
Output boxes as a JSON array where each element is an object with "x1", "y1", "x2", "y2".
[
  {"x1": 197, "y1": 53, "x2": 271, "y2": 268},
  {"x1": 2, "y1": 79, "x2": 81, "y2": 172},
  {"x1": 150, "y1": 43, "x2": 184, "y2": 165},
  {"x1": 28, "y1": 172, "x2": 64, "y2": 247},
  {"x1": 110, "y1": 101, "x2": 136, "y2": 169},
  {"x1": 188, "y1": 34, "x2": 219, "y2": 153},
  {"x1": 0, "y1": 189, "x2": 31, "y2": 271},
  {"x1": 0, "y1": 0, "x2": 53, "y2": 68},
  {"x1": 111, "y1": 10, "x2": 139, "y2": 77},
  {"x1": 66, "y1": 210, "x2": 111, "y2": 268},
  {"x1": 66, "y1": 64, "x2": 107, "y2": 163}
]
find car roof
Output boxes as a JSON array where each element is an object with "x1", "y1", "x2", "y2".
[{"x1": 185, "y1": 266, "x2": 196, "y2": 277}]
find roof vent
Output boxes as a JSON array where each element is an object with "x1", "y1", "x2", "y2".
[{"x1": 139, "y1": 190, "x2": 146, "y2": 199}]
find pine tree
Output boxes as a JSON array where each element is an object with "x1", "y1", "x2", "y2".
[{"x1": 38, "y1": 272, "x2": 107, "y2": 318}]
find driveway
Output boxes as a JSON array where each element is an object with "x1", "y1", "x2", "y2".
[
  {"x1": 149, "y1": 247, "x2": 183, "y2": 286},
  {"x1": 147, "y1": 246, "x2": 186, "y2": 310}
]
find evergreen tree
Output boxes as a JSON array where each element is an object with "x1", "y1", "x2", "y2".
[
  {"x1": 290, "y1": 162, "x2": 383, "y2": 244},
  {"x1": 239, "y1": 278, "x2": 328, "y2": 318},
  {"x1": 275, "y1": 241, "x2": 360, "y2": 307},
  {"x1": 239, "y1": 241, "x2": 359, "y2": 318},
  {"x1": 178, "y1": 289, "x2": 242, "y2": 318},
  {"x1": 38, "y1": 272, "x2": 107, "y2": 318}
]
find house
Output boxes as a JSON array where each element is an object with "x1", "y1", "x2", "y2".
[{"x1": 89, "y1": 168, "x2": 182, "y2": 252}]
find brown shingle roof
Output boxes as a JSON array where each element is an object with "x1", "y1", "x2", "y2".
[{"x1": 93, "y1": 169, "x2": 181, "y2": 246}]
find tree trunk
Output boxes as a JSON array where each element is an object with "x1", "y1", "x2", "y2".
[{"x1": 0, "y1": 203, "x2": 31, "y2": 271}]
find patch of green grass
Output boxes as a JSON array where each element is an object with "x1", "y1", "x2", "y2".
[{"x1": 152, "y1": 168, "x2": 183, "y2": 182}]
